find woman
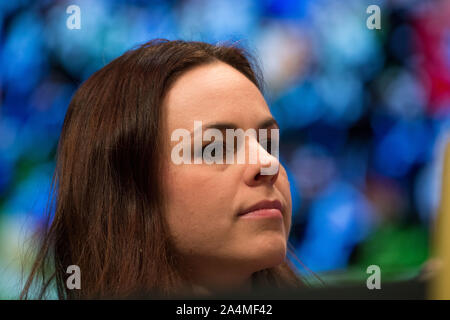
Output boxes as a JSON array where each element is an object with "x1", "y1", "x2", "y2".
[{"x1": 21, "y1": 39, "x2": 303, "y2": 299}]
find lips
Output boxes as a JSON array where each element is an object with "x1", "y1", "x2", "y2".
[{"x1": 238, "y1": 199, "x2": 283, "y2": 217}]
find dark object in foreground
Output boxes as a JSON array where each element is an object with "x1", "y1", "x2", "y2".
[{"x1": 131, "y1": 278, "x2": 427, "y2": 300}]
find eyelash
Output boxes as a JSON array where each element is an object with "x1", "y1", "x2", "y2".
[
  {"x1": 200, "y1": 138, "x2": 273, "y2": 156},
  {"x1": 201, "y1": 141, "x2": 232, "y2": 157},
  {"x1": 259, "y1": 139, "x2": 272, "y2": 153}
]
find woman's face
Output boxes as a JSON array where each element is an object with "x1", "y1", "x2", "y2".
[{"x1": 163, "y1": 62, "x2": 292, "y2": 290}]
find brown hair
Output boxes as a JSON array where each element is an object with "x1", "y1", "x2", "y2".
[{"x1": 21, "y1": 39, "x2": 303, "y2": 299}]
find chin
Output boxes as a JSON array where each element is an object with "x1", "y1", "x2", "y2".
[{"x1": 244, "y1": 234, "x2": 287, "y2": 270}]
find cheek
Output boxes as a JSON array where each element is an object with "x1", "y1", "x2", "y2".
[
  {"x1": 166, "y1": 166, "x2": 225, "y2": 209},
  {"x1": 277, "y1": 166, "x2": 293, "y2": 236},
  {"x1": 163, "y1": 164, "x2": 233, "y2": 250}
]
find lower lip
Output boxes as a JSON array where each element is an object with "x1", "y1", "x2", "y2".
[{"x1": 239, "y1": 208, "x2": 283, "y2": 219}]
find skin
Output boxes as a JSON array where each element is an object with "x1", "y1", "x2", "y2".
[{"x1": 162, "y1": 62, "x2": 292, "y2": 295}]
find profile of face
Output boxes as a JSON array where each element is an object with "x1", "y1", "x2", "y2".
[{"x1": 163, "y1": 62, "x2": 292, "y2": 293}]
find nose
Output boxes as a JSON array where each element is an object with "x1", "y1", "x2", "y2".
[{"x1": 243, "y1": 136, "x2": 280, "y2": 187}]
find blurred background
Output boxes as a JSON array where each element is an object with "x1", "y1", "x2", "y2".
[{"x1": 1, "y1": 0, "x2": 450, "y2": 298}]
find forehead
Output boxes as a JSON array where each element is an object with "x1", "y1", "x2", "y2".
[{"x1": 163, "y1": 62, "x2": 271, "y2": 131}]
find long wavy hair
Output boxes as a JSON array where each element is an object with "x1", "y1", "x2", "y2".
[{"x1": 20, "y1": 39, "x2": 304, "y2": 299}]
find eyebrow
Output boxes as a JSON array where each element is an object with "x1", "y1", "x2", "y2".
[{"x1": 192, "y1": 117, "x2": 280, "y2": 136}]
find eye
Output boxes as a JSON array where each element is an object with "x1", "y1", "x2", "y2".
[
  {"x1": 202, "y1": 144, "x2": 216, "y2": 157},
  {"x1": 202, "y1": 139, "x2": 238, "y2": 163},
  {"x1": 202, "y1": 141, "x2": 225, "y2": 161},
  {"x1": 259, "y1": 138, "x2": 272, "y2": 154},
  {"x1": 202, "y1": 144, "x2": 211, "y2": 155}
]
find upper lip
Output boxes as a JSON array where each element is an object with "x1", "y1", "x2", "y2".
[{"x1": 238, "y1": 199, "x2": 283, "y2": 216}]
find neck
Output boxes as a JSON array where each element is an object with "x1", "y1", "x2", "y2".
[
  {"x1": 191, "y1": 277, "x2": 253, "y2": 296},
  {"x1": 184, "y1": 261, "x2": 255, "y2": 296}
]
